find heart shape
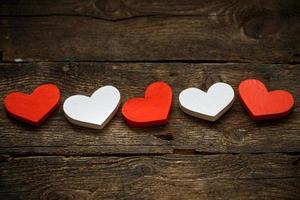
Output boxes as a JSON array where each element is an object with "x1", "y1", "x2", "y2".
[
  {"x1": 122, "y1": 81, "x2": 172, "y2": 127},
  {"x1": 179, "y1": 82, "x2": 235, "y2": 121},
  {"x1": 63, "y1": 86, "x2": 120, "y2": 129},
  {"x1": 238, "y1": 79, "x2": 294, "y2": 120},
  {"x1": 4, "y1": 84, "x2": 60, "y2": 125}
]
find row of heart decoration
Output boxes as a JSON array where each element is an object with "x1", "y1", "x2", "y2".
[{"x1": 4, "y1": 79, "x2": 294, "y2": 129}]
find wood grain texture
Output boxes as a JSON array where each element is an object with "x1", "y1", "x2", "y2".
[
  {"x1": 0, "y1": 62, "x2": 299, "y2": 155},
  {"x1": 0, "y1": 0, "x2": 299, "y2": 62},
  {"x1": 1, "y1": 0, "x2": 299, "y2": 20},
  {"x1": 1, "y1": 1, "x2": 299, "y2": 199},
  {"x1": 0, "y1": 154, "x2": 299, "y2": 200}
]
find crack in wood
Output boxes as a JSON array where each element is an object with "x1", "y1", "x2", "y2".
[
  {"x1": 0, "y1": 13, "x2": 164, "y2": 22},
  {"x1": 1, "y1": 60, "x2": 299, "y2": 65},
  {"x1": 2, "y1": 152, "x2": 300, "y2": 159},
  {"x1": 154, "y1": 132, "x2": 174, "y2": 141}
]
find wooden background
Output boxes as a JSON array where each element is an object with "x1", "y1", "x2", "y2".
[{"x1": 0, "y1": 0, "x2": 299, "y2": 199}]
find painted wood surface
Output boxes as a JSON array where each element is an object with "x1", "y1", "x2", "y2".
[
  {"x1": 122, "y1": 81, "x2": 172, "y2": 127},
  {"x1": 4, "y1": 84, "x2": 60, "y2": 125},
  {"x1": 63, "y1": 85, "x2": 120, "y2": 129},
  {"x1": 239, "y1": 79, "x2": 294, "y2": 120},
  {"x1": 179, "y1": 82, "x2": 235, "y2": 121}
]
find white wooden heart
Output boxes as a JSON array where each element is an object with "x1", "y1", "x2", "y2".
[
  {"x1": 179, "y1": 82, "x2": 235, "y2": 121},
  {"x1": 63, "y1": 86, "x2": 121, "y2": 129}
]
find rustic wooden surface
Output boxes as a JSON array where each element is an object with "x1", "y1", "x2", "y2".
[
  {"x1": 0, "y1": 1, "x2": 300, "y2": 199},
  {"x1": 1, "y1": 0, "x2": 300, "y2": 63},
  {"x1": 1, "y1": 154, "x2": 300, "y2": 199}
]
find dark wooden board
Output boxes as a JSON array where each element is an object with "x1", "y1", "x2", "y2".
[
  {"x1": 0, "y1": 154, "x2": 299, "y2": 200},
  {"x1": 0, "y1": 62, "x2": 299, "y2": 155},
  {"x1": 1, "y1": 0, "x2": 299, "y2": 20},
  {"x1": 0, "y1": 0, "x2": 299, "y2": 62}
]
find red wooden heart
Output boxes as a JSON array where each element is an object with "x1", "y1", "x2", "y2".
[
  {"x1": 238, "y1": 79, "x2": 294, "y2": 120},
  {"x1": 122, "y1": 81, "x2": 172, "y2": 127},
  {"x1": 4, "y1": 84, "x2": 61, "y2": 125}
]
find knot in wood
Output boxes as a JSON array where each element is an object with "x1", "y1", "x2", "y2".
[
  {"x1": 131, "y1": 163, "x2": 155, "y2": 177},
  {"x1": 96, "y1": 0, "x2": 121, "y2": 12},
  {"x1": 39, "y1": 188, "x2": 89, "y2": 200},
  {"x1": 243, "y1": 15, "x2": 282, "y2": 39},
  {"x1": 62, "y1": 65, "x2": 70, "y2": 72}
]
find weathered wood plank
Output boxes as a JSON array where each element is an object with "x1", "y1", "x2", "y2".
[
  {"x1": 0, "y1": 1, "x2": 299, "y2": 62},
  {"x1": 1, "y1": 0, "x2": 299, "y2": 20},
  {"x1": 0, "y1": 62, "x2": 299, "y2": 155},
  {"x1": 0, "y1": 154, "x2": 299, "y2": 200}
]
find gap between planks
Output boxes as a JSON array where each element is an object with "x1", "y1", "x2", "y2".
[
  {"x1": 1, "y1": 151, "x2": 300, "y2": 160},
  {"x1": 1, "y1": 60, "x2": 299, "y2": 65},
  {"x1": 0, "y1": 13, "x2": 237, "y2": 22}
]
